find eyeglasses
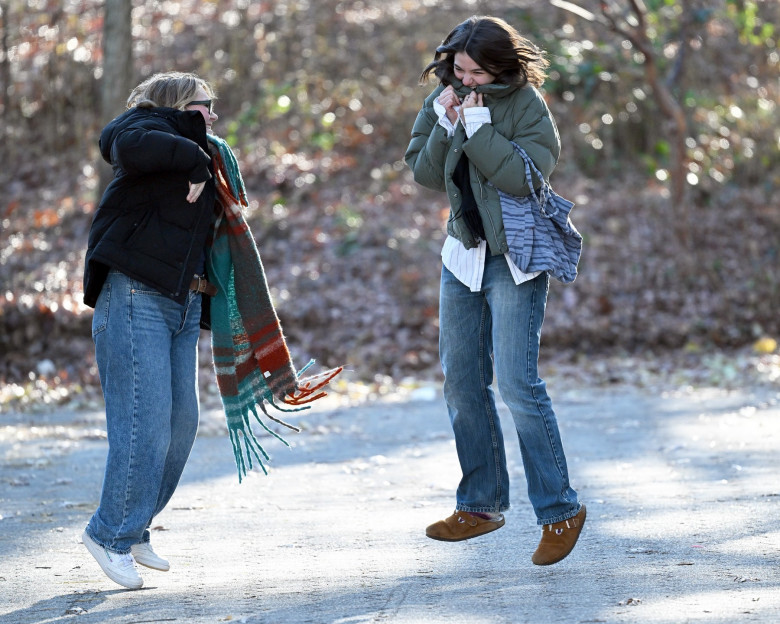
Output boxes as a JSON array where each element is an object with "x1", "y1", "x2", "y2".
[{"x1": 187, "y1": 99, "x2": 214, "y2": 114}]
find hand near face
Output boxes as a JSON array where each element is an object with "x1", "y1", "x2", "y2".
[
  {"x1": 458, "y1": 90, "x2": 483, "y2": 124},
  {"x1": 461, "y1": 90, "x2": 483, "y2": 109},
  {"x1": 437, "y1": 85, "x2": 462, "y2": 124}
]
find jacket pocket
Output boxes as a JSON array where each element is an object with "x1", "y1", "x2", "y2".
[{"x1": 124, "y1": 208, "x2": 153, "y2": 248}]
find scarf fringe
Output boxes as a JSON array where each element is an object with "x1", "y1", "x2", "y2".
[
  {"x1": 284, "y1": 366, "x2": 344, "y2": 406},
  {"x1": 228, "y1": 413, "x2": 272, "y2": 481},
  {"x1": 228, "y1": 402, "x2": 300, "y2": 482},
  {"x1": 260, "y1": 397, "x2": 306, "y2": 423},
  {"x1": 296, "y1": 360, "x2": 316, "y2": 377},
  {"x1": 226, "y1": 366, "x2": 344, "y2": 481}
]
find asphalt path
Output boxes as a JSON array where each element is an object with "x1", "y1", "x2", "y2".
[{"x1": 1, "y1": 380, "x2": 779, "y2": 623}]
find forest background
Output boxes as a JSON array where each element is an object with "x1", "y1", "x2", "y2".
[{"x1": 1, "y1": 0, "x2": 778, "y2": 410}]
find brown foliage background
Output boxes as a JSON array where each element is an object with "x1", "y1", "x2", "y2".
[{"x1": 1, "y1": 0, "x2": 778, "y2": 395}]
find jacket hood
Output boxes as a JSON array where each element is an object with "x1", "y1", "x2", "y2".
[{"x1": 99, "y1": 106, "x2": 206, "y2": 164}]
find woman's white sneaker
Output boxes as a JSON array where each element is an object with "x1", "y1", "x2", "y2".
[
  {"x1": 130, "y1": 542, "x2": 170, "y2": 571},
  {"x1": 82, "y1": 531, "x2": 143, "y2": 589}
]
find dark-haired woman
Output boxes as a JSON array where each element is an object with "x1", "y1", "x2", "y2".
[{"x1": 404, "y1": 16, "x2": 585, "y2": 565}]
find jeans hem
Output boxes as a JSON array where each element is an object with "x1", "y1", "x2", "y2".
[
  {"x1": 456, "y1": 504, "x2": 510, "y2": 514},
  {"x1": 83, "y1": 526, "x2": 131, "y2": 555},
  {"x1": 536, "y1": 502, "x2": 582, "y2": 526}
]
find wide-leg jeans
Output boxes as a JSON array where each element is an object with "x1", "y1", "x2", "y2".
[
  {"x1": 85, "y1": 270, "x2": 201, "y2": 554},
  {"x1": 439, "y1": 256, "x2": 580, "y2": 525}
]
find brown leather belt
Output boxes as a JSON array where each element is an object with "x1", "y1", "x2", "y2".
[{"x1": 189, "y1": 275, "x2": 217, "y2": 296}]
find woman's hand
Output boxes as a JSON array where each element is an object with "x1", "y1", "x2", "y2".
[
  {"x1": 187, "y1": 180, "x2": 206, "y2": 203},
  {"x1": 458, "y1": 90, "x2": 483, "y2": 123},
  {"x1": 437, "y1": 85, "x2": 461, "y2": 124}
]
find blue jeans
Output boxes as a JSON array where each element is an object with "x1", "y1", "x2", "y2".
[
  {"x1": 85, "y1": 270, "x2": 201, "y2": 554},
  {"x1": 439, "y1": 256, "x2": 580, "y2": 525}
]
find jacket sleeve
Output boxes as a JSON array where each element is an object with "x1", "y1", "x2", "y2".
[
  {"x1": 462, "y1": 89, "x2": 560, "y2": 198},
  {"x1": 110, "y1": 127, "x2": 212, "y2": 183},
  {"x1": 404, "y1": 89, "x2": 451, "y2": 192}
]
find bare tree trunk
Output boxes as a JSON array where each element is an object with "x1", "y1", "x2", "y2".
[
  {"x1": 98, "y1": 0, "x2": 133, "y2": 196},
  {"x1": 600, "y1": 0, "x2": 690, "y2": 243},
  {"x1": 0, "y1": 1, "x2": 13, "y2": 163},
  {"x1": 551, "y1": 0, "x2": 693, "y2": 245}
]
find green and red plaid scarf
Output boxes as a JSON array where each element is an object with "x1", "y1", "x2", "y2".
[{"x1": 206, "y1": 134, "x2": 342, "y2": 481}]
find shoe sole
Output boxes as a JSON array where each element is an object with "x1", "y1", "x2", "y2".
[
  {"x1": 82, "y1": 533, "x2": 144, "y2": 589},
  {"x1": 426, "y1": 518, "x2": 505, "y2": 542},
  {"x1": 133, "y1": 558, "x2": 170, "y2": 572}
]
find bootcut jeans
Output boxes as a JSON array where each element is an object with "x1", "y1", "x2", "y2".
[
  {"x1": 85, "y1": 270, "x2": 201, "y2": 554},
  {"x1": 439, "y1": 256, "x2": 581, "y2": 525}
]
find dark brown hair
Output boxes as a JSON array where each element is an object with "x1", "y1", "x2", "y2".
[{"x1": 419, "y1": 16, "x2": 549, "y2": 88}]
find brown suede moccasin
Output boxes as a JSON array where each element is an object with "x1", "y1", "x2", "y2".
[
  {"x1": 531, "y1": 504, "x2": 586, "y2": 566},
  {"x1": 426, "y1": 510, "x2": 505, "y2": 542}
]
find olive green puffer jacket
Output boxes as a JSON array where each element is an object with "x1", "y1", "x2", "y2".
[{"x1": 404, "y1": 78, "x2": 561, "y2": 255}]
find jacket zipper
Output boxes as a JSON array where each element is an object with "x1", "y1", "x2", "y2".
[{"x1": 175, "y1": 205, "x2": 206, "y2": 297}]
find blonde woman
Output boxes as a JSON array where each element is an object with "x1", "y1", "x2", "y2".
[{"x1": 82, "y1": 72, "x2": 219, "y2": 589}]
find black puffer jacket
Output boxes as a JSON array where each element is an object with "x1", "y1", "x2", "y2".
[{"x1": 83, "y1": 106, "x2": 216, "y2": 316}]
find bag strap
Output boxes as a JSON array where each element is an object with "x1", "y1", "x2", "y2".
[{"x1": 512, "y1": 143, "x2": 558, "y2": 219}]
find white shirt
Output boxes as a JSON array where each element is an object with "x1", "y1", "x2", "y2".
[{"x1": 434, "y1": 96, "x2": 540, "y2": 292}]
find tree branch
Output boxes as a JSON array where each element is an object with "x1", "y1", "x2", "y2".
[{"x1": 548, "y1": 0, "x2": 602, "y2": 23}]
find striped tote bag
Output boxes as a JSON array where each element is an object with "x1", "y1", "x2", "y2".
[{"x1": 498, "y1": 144, "x2": 582, "y2": 283}]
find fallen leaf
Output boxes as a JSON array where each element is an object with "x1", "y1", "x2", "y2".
[{"x1": 618, "y1": 598, "x2": 642, "y2": 606}]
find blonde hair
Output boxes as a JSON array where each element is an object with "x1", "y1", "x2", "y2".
[{"x1": 127, "y1": 71, "x2": 216, "y2": 110}]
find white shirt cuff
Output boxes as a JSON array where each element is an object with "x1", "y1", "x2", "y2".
[{"x1": 463, "y1": 106, "x2": 491, "y2": 138}]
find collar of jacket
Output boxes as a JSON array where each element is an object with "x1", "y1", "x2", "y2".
[
  {"x1": 149, "y1": 107, "x2": 209, "y2": 147},
  {"x1": 108, "y1": 106, "x2": 209, "y2": 149},
  {"x1": 448, "y1": 77, "x2": 518, "y2": 101}
]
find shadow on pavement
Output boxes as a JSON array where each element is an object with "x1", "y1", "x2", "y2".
[{"x1": 1, "y1": 386, "x2": 779, "y2": 622}]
